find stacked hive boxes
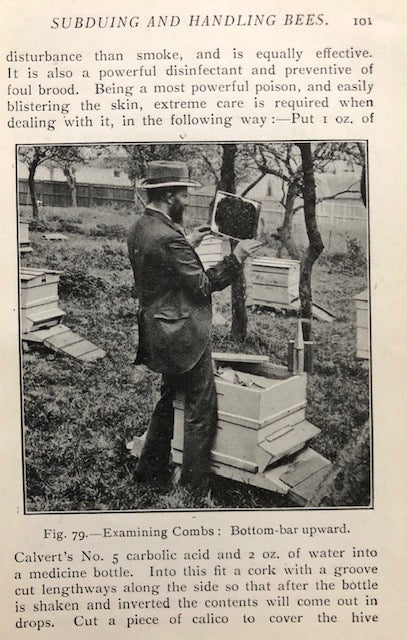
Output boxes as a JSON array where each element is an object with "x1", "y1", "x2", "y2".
[
  {"x1": 250, "y1": 257, "x2": 300, "y2": 309},
  {"x1": 20, "y1": 268, "x2": 65, "y2": 333},
  {"x1": 20, "y1": 267, "x2": 105, "y2": 361},
  {"x1": 19, "y1": 220, "x2": 32, "y2": 254},
  {"x1": 195, "y1": 235, "x2": 231, "y2": 271},
  {"x1": 171, "y1": 355, "x2": 330, "y2": 501}
]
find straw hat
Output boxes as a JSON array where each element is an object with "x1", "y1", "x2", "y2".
[{"x1": 137, "y1": 160, "x2": 201, "y2": 189}]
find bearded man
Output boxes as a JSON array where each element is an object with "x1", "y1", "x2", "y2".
[{"x1": 128, "y1": 160, "x2": 261, "y2": 496}]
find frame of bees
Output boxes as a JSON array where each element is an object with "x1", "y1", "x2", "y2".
[{"x1": 210, "y1": 190, "x2": 261, "y2": 240}]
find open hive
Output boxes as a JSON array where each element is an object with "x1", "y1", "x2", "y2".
[{"x1": 170, "y1": 353, "x2": 331, "y2": 504}]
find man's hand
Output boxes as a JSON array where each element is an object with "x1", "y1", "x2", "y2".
[
  {"x1": 186, "y1": 225, "x2": 211, "y2": 249},
  {"x1": 233, "y1": 239, "x2": 263, "y2": 263}
]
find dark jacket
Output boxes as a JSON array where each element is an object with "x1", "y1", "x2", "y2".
[{"x1": 128, "y1": 208, "x2": 240, "y2": 375}]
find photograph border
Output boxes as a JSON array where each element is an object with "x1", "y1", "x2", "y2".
[{"x1": 16, "y1": 138, "x2": 373, "y2": 515}]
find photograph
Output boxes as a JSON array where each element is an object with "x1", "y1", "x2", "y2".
[{"x1": 18, "y1": 141, "x2": 370, "y2": 513}]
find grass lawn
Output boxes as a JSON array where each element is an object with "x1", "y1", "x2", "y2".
[{"x1": 20, "y1": 205, "x2": 370, "y2": 511}]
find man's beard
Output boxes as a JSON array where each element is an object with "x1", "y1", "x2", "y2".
[{"x1": 169, "y1": 199, "x2": 184, "y2": 224}]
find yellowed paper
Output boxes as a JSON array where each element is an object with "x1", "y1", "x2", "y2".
[{"x1": 1, "y1": 1, "x2": 406, "y2": 638}]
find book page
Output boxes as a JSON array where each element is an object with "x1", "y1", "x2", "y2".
[{"x1": 1, "y1": 1, "x2": 406, "y2": 638}]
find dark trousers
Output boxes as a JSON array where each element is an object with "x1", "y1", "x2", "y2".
[{"x1": 136, "y1": 344, "x2": 217, "y2": 493}]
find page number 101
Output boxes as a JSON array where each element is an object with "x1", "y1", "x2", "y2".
[{"x1": 353, "y1": 17, "x2": 372, "y2": 26}]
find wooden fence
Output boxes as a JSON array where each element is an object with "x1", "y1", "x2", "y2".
[
  {"x1": 18, "y1": 179, "x2": 135, "y2": 209},
  {"x1": 19, "y1": 179, "x2": 367, "y2": 252},
  {"x1": 18, "y1": 180, "x2": 218, "y2": 214}
]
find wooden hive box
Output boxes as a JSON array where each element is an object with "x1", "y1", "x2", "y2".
[
  {"x1": 353, "y1": 288, "x2": 369, "y2": 359},
  {"x1": 195, "y1": 235, "x2": 230, "y2": 271},
  {"x1": 20, "y1": 267, "x2": 65, "y2": 333},
  {"x1": 172, "y1": 356, "x2": 320, "y2": 475},
  {"x1": 19, "y1": 220, "x2": 32, "y2": 253},
  {"x1": 213, "y1": 358, "x2": 306, "y2": 422},
  {"x1": 250, "y1": 257, "x2": 300, "y2": 309}
]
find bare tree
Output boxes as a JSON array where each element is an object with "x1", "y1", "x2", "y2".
[
  {"x1": 59, "y1": 158, "x2": 78, "y2": 207},
  {"x1": 19, "y1": 145, "x2": 90, "y2": 215},
  {"x1": 240, "y1": 142, "x2": 365, "y2": 338},
  {"x1": 239, "y1": 143, "x2": 303, "y2": 258},
  {"x1": 242, "y1": 142, "x2": 363, "y2": 259},
  {"x1": 19, "y1": 146, "x2": 60, "y2": 219},
  {"x1": 56, "y1": 145, "x2": 108, "y2": 207},
  {"x1": 217, "y1": 144, "x2": 248, "y2": 341},
  {"x1": 297, "y1": 143, "x2": 324, "y2": 340}
]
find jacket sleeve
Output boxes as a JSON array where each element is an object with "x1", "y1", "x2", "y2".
[
  {"x1": 127, "y1": 224, "x2": 140, "y2": 299},
  {"x1": 164, "y1": 234, "x2": 241, "y2": 300}
]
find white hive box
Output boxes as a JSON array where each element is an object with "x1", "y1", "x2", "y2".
[
  {"x1": 195, "y1": 235, "x2": 230, "y2": 271},
  {"x1": 250, "y1": 257, "x2": 300, "y2": 309},
  {"x1": 172, "y1": 356, "x2": 320, "y2": 475},
  {"x1": 21, "y1": 268, "x2": 106, "y2": 362},
  {"x1": 129, "y1": 353, "x2": 332, "y2": 503},
  {"x1": 20, "y1": 268, "x2": 65, "y2": 333},
  {"x1": 19, "y1": 220, "x2": 32, "y2": 254},
  {"x1": 353, "y1": 288, "x2": 369, "y2": 359}
]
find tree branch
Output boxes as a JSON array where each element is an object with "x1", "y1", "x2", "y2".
[{"x1": 240, "y1": 171, "x2": 266, "y2": 197}]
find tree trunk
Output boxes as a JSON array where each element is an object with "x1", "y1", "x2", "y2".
[
  {"x1": 357, "y1": 142, "x2": 367, "y2": 207},
  {"x1": 219, "y1": 144, "x2": 248, "y2": 342},
  {"x1": 297, "y1": 143, "x2": 324, "y2": 340},
  {"x1": 277, "y1": 181, "x2": 301, "y2": 259},
  {"x1": 63, "y1": 166, "x2": 77, "y2": 207},
  {"x1": 360, "y1": 165, "x2": 366, "y2": 207},
  {"x1": 307, "y1": 422, "x2": 370, "y2": 507},
  {"x1": 28, "y1": 163, "x2": 39, "y2": 220}
]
